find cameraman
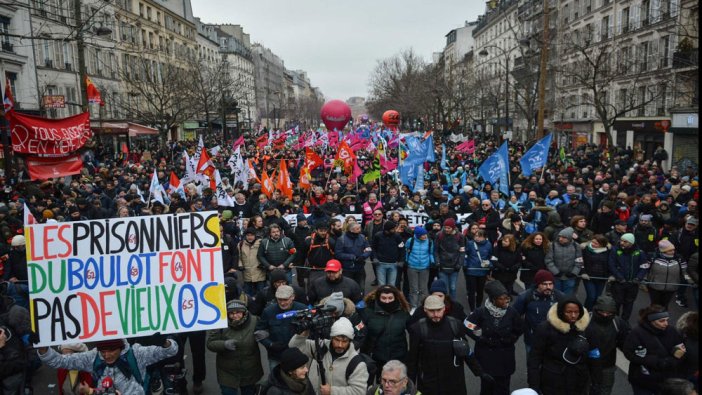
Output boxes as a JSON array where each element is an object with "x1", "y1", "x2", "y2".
[
  {"x1": 255, "y1": 285, "x2": 307, "y2": 371},
  {"x1": 318, "y1": 292, "x2": 367, "y2": 352},
  {"x1": 289, "y1": 317, "x2": 369, "y2": 395}
]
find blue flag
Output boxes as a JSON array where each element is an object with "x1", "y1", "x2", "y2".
[
  {"x1": 425, "y1": 135, "x2": 436, "y2": 163},
  {"x1": 413, "y1": 164, "x2": 425, "y2": 193},
  {"x1": 441, "y1": 144, "x2": 449, "y2": 170},
  {"x1": 478, "y1": 141, "x2": 510, "y2": 197},
  {"x1": 399, "y1": 163, "x2": 418, "y2": 189},
  {"x1": 520, "y1": 133, "x2": 553, "y2": 176}
]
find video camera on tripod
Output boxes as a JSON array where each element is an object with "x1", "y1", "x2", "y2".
[{"x1": 276, "y1": 305, "x2": 337, "y2": 334}]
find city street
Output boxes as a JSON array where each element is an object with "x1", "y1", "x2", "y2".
[{"x1": 29, "y1": 262, "x2": 697, "y2": 394}]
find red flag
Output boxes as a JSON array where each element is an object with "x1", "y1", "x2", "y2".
[
  {"x1": 334, "y1": 140, "x2": 357, "y2": 174},
  {"x1": 304, "y1": 148, "x2": 324, "y2": 172},
  {"x1": 196, "y1": 147, "x2": 215, "y2": 181},
  {"x1": 86, "y1": 76, "x2": 102, "y2": 105},
  {"x1": 232, "y1": 135, "x2": 245, "y2": 150},
  {"x1": 256, "y1": 135, "x2": 268, "y2": 149},
  {"x1": 261, "y1": 169, "x2": 274, "y2": 198},
  {"x1": 3, "y1": 77, "x2": 14, "y2": 111},
  {"x1": 25, "y1": 154, "x2": 83, "y2": 180},
  {"x1": 277, "y1": 160, "x2": 293, "y2": 199},
  {"x1": 168, "y1": 171, "x2": 181, "y2": 191},
  {"x1": 299, "y1": 167, "x2": 312, "y2": 190}
]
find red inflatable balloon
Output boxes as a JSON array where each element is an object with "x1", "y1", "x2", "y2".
[
  {"x1": 320, "y1": 100, "x2": 352, "y2": 131},
  {"x1": 382, "y1": 110, "x2": 400, "y2": 128}
]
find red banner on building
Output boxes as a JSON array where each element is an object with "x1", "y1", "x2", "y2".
[
  {"x1": 7, "y1": 110, "x2": 92, "y2": 155},
  {"x1": 25, "y1": 154, "x2": 83, "y2": 180}
]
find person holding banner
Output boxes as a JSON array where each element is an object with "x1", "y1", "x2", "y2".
[{"x1": 38, "y1": 337, "x2": 178, "y2": 395}]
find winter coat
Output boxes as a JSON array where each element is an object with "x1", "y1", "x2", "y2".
[
  {"x1": 407, "y1": 296, "x2": 467, "y2": 327},
  {"x1": 0, "y1": 326, "x2": 26, "y2": 380},
  {"x1": 359, "y1": 298, "x2": 410, "y2": 363},
  {"x1": 623, "y1": 321, "x2": 686, "y2": 392},
  {"x1": 307, "y1": 274, "x2": 363, "y2": 305},
  {"x1": 206, "y1": 314, "x2": 264, "y2": 388},
  {"x1": 405, "y1": 236, "x2": 434, "y2": 271},
  {"x1": 647, "y1": 252, "x2": 686, "y2": 292},
  {"x1": 335, "y1": 232, "x2": 372, "y2": 272},
  {"x1": 239, "y1": 239, "x2": 267, "y2": 283},
  {"x1": 302, "y1": 233, "x2": 336, "y2": 269},
  {"x1": 608, "y1": 246, "x2": 649, "y2": 282},
  {"x1": 688, "y1": 252, "x2": 699, "y2": 284},
  {"x1": 545, "y1": 240, "x2": 582, "y2": 279},
  {"x1": 465, "y1": 305, "x2": 523, "y2": 376},
  {"x1": 464, "y1": 238, "x2": 493, "y2": 277},
  {"x1": 433, "y1": 230, "x2": 465, "y2": 273},
  {"x1": 585, "y1": 313, "x2": 630, "y2": 370},
  {"x1": 258, "y1": 236, "x2": 297, "y2": 270},
  {"x1": 582, "y1": 245, "x2": 611, "y2": 278},
  {"x1": 471, "y1": 208, "x2": 500, "y2": 242},
  {"x1": 255, "y1": 301, "x2": 307, "y2": 361},
  {"x1": 39, "y1": 340, "x2": 178, "y2": 395},
  {"x1": 520, "y1": 245, "x2": 547, "y2": 285},
  {"x1": 492, "y1": 244, "x2": 522, "y2": 284},
  {"x1": 670, "y1": 228, "x2": 699, "y2": 261},
  {"x1": 289, "y1": 334, "x2": 369, "y2": 395},
  {"x1": 250, "y1": 285, "x2": 308, "y2": 316},
  {"x1": 513, "y1": 287, "x2": 566, "y2": 346},
  {"x1": 527, "y1": 304, "x2": 592, "y2": 395},
  {"x1": 366, "y1": 379, "x2": 420, "y2": 395},
  {"x1": 543, "y1": 212, "x2": 565, "y2": 242},
  {"x1": 264, "y1": 365, "x2": 315, "y2": 395},
  {"x1": 633, "y1": 224, "x2": 657, "y2": 254},
  {"x1": 372, "y1": 231, "x2": 405, "y2": 264},
  {"x1": 591, "y1": 211, "x2": 617, "y2": 235}
]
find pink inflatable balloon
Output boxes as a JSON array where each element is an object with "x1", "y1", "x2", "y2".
[{"x1": 320, "y1": 100, "x2": 352, "y2": 131}]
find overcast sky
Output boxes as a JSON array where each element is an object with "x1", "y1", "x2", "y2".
[{"x1": 191, "y1": 0, "x2": 483, "y2": 101}]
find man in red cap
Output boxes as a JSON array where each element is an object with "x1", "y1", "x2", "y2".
[
  {"x1": 433, "y1": 218, "x2": 465, "y2": 300},
  {"x1": 307, "y1": 259, "x2": 363, "y2": 305}
]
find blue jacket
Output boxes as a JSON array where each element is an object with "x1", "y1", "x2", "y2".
[
  {"x1": 464, "y1": 238, "x2": 493, "y2": 277},
  {"x1": 334, "y1": 232, "x2": 372, "y2": 272},
  {"x1": 608, "y1": 246, "x2": 649, "y2": 282},
  {"x1": 513, "y1": 287, "x2": 565, "y2": 345},
  {"x1": 255, "y1": 301, "x2": 307, "y2": 360},
  {"x1": 405, "y1": 236, "x2": 434, "y2": 270}
]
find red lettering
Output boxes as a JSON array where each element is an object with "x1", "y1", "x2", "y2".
[
  {"x1": 182, "y1": 299, "x2": 194, "y2": 310},
  {"x1": 42, "y1": 225, "x2": 59, "y2": 260},
  {"x1": 171, "y1": 251, "x2": 186, "y2": 282},
  {"x1": 77, "y1": 292, "x2": 99, "y2": 340},
  {"x1": 159, "y1": 252, "x2": 171, "y2": 283},
  {"x1": 201, "y1": 248, "x2": 218, "y2": 281},
  {"x1": 99, "y1": 291, "x2": 117, "y2": 336},
  {"x1": 186, "y1": 250, "x2": 202, "y2": 282},
  {"x1": 29, "y1": 227, "x2": 43, "y2": 261},
  {"x1": 57, "y1": 224, "x2": 72, "y2": 257}
]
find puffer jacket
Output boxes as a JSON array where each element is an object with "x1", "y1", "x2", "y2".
[
  {"x1": 405, "y1": 236, "x2": 434, "y2": 270},
  {"x1": 289, "y1": 334, "x2": 369, "y2": 395},
  {"x1": 258, "y1": 236, "x2": 297, "y2": 269},
  {"x1": 466, "y1": 304, "x2": 524, "y2": 377},
  {"x1": 647, "y1": 252, "x2": 686, "y2": 291},
  {"x1": 545, "y1": 241, "x2": 582, "y2": 279},
  {"x1": 360, "y1": 297, "x2": 411, "y2": 363},
  {"x1": 582, "y1": 244, "x2": 611, "y2": 278},
  {"x1": 464, "y1": 238, "x2": 493, "y2": 277},
  {"x1": 39, "y1": 340, "x2": 178, "y2": 395},
  {"x1": 206, "y1": 314, "x2": 264, "y2": 388},
  {"x1": 623, "y1": 320, "x2": 686, "y2": 392},
  {"x1": 239, "y1": 239, "x2": 267, "y2": 283}
]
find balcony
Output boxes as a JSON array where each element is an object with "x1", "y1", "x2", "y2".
[
  {"x1": 673, "y1": 49, "x2": 698, "y2": 68},
  {"x1": 1, "y1": 41, "x2": 13, "y2": 53}
]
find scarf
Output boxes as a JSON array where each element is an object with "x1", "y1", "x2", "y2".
[
  {"x1": 485, "y1": 298, "x2": 507, "y2": 318},
  {"x1": 280, "y1": 370, "x2": 309, "y2": 393}
]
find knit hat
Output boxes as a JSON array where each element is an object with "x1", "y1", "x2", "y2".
[
  {"x1": 620, "y1": 233, "x2": 636, "y2": 244},
  {"x1": 511, "y1": 390, "x2": 538, "y2": 395},
  {"x1": 244, "y1": 227, "x2": 257, "y2": 235},
  {"x1": 95, "y1": 339, "x2": 125, "y2": 351},
  {"x1": 11, "y1": 235, "x2": 25, "y2": 247},
  {"x1": 414, "y1": 226, "x2": 428, "y2": 237},
  {"x1": 280, "y1": 347, "x2": 309, "y2": 373},
  {"x1": 593, "y1": 295, "x2": 617, "y2": 313},
  {"x1": 658, "y1": 239, "x2": 675, "y2": 252},
  {"x1": 329, "y1": 317, "x2": 355, "y2": 339},
  {"x1": 226, "y1": 300, "x2": 247, "y2": 312},
  {"x1": 485, "y1": 280, "x2": 509, "y2": 300},
  {"x1": 533, "y1": 269, "x2": 555, "y2": 285},
  {"x1": 221, "y1": 210, "x2": 233, "y2": 220},
  {"x1": 639, "y1": 214, "x2": 653, "y2": 222},
  {"x1": 270, "y1": 269, "x2": 288, "y2": 284},
  {"x1": 429, "y1": 279, "x2": 448, "y2": 294},
  {"x1": 443, "y1": 218, "x2": 456, "y2": 228},
  {"x1": 324, "y1": 292, "x2": 345, "y2": 315},
  {"x1": 383, "y1": 220, "x2": 397, "y2": 232},
  {"x1": 558, "y1": 227, "x2": 575, "y2": 239},
  {"x1": 58, "y1": 343, "x2": 88, "y2": 353},
  {"x1": 424, "y1": 295, "x2": 445, "y2": 310},
  {"x1": 275, "y1": 285, "x2": 294, "y2": 299},
  {"x1": 296, "y1": 213, "x2": 308, "y2": 222}
]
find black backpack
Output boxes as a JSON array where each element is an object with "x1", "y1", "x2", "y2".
[{"x1": 346, "y1": 352, "x2": 377, "y2": 386}]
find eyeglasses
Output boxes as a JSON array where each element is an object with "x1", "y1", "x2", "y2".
[{"x1": 381, "y1": 377, "x2": 406, "y2": 386}]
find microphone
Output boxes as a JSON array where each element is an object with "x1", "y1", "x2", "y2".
[
  {"x1": 275, "y1": 310, "x2": 300, "y2": 320},
  {"x1": 101, "y1": 377, "x2": 116, "y2": 394}
]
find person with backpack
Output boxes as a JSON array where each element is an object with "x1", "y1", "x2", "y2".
[
  {"x1": 38, "y1": 337, "x2": 178, "y2": 395},
  {"x1": 207, "y1": 300, "x2": 264, "y2": 395},
  {"x1": 258, "y1": 224, "x2": 298, "y2": 284},
  {"x1": 608, "y1": 233, "x2": 649, "y2": 321},
  {"x1": 405, "y1": 226, "x2": 435, "y2": 312},
  {"x1": 372, "y1": 220, "x2": 405, "y2": 286},
  {"x1": 464, "y1": 229, "x2": 493, "y2": 312},
  {"x1": 406, "y1": 295, "x2": 492, "y2": 395},
  {"x1": 647, "y1": 240, "x2": 687, "y2": 310},
  {"x1": 433, "y1": 219, "x2": 465, "y2": 300},
  {"x1": 239, "y1": 227, "x2": 267, "y2": 297},
  {"x1": 300, "y1": 222, "x2": 336, "y2": 287},
  {"x1": 289, "y1": 317, "x2": 369, "y2": 395}
]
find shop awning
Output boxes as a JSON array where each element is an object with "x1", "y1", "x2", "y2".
[{"x1": 91, "y1": 122, "x2": 159, "y2": 137}]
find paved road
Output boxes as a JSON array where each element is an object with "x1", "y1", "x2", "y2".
[{"x1": 30, "y1": 263, "x2": 697, "y2": 394}]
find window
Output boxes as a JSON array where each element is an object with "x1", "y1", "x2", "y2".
[
  {"x1": 656, "y1": 84, "x2": 666, "y2": 115},
  {"x1": 63, "y1": 42, "x2": 73, "y2": 70},
  {"x1": 138, "y1": 3, "x2": 144, "y2": 17},
  {"x1": 601, "y1": 16, "x2": 610, "y2": 39},
  {"x1": 659, "y1": 35, "x2": 670, "y2": 68},
  {"x1": 639, "y1": 41, "x2": 648, "y2": 72},
  {"x1": 146, "y1": 6, "x2": 151, "y2": 20},
  {"x1": 637, "y1": 86, "x2": 647, "y2": 116},
  {"x1": 622, "y1": 7, "x2": 630, "y2": 33},
  {"x1": 642, "y1": 0, "x2": 650, "y2": 25}
]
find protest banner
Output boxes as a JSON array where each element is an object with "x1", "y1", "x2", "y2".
[
  {"x1": 26, "y1": 211, "x2": 227, "y2": 347},
  {"x1": 281, "y1": 211, "x2": 470, "y2": 229},
  {"x1": 7, "y1": 110, "x2": 92, "y2": 155}
]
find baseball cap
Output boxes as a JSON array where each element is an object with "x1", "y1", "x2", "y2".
[{"x1": 325, "y1": 259, "x2": 342, "y2": 272}]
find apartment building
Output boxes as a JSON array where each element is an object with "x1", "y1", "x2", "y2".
[
  {"x1": 0, "y1": 0, "x2": 39, "y2": 112},
  {"x1": 252, "y1": 43, "x2": 285, "y2": 129}
]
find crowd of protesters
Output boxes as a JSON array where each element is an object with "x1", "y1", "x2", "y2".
[{"x1": 0, "y1": 128, "x2": 699, "y2": 395}]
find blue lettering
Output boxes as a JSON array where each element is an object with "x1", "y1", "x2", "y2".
[
  {"x1": 67, "y1": 258, "x2": 84, "y2": 291},
  {"x1": 177, "y1": 285, "x2": 198, "y2": 328},
  {"x1": 197, "y1": 282, "x2": 220, "y2": 325}
]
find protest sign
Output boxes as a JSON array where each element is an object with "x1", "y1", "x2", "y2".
[{"x1": 26, "y1": 211, "x2": 227, "y2": 347}]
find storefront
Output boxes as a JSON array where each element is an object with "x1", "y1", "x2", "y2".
[
  {"x1": 612, "y1": 118, "x2": 671, "y2": 161},
  {"x1": 670, "y1": 109, "x2": 698, "y2": 172},
  {"x1": 553, "y1": 120, "x2": 604, "y2": 148},
  {"x1": 90, "y1": 121, "x2": 159, "y2": 156}
]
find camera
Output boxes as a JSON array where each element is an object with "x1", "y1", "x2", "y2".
[{"x1": 291, "y1": 305, "x2": 336, "y2": 334}]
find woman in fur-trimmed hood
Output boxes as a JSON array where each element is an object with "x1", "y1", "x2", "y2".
[{"x1": 527, "y1": 297, "x2": 596, "y2": 395}]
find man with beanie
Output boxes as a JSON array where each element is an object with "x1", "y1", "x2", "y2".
[
  {"x1": 405, "y1": 226, "x2": 435, "y2": 312},
  {"x1": 608, "y1": 233, "x2": 649, "y2": 320},
  {"x1": 527, "y1": 297, "x2": 594, "y2": 395},
  {"x1": 335, "y1": 222, "x2": 373, "y2": 294},
  {"x1": 545, "y1": 227, "x2": 583, "y2": 295},
  {"x1": 308, "y1": 260, "x2": 363, "y2": 305},
  {"x1": 250, "y1": 269, "x2": 308, "y2": 316},
  {"x1": 433, "y1": 218, "x2": 465, "y2": 300},
  {"x1": 207, "y1": 300, "x2": 264, "y2": 395},
  {"x1": 292, "y1": 213, "x2": 313, "y2": 290},
  {"x1": 585, "y1": 295, "x2": 631, "y2": 395},
  {"x1": 265, "y1": 348, "x2": 314, "y2": 395},
  {"x1": 633, "y1": 214, "x2": 658, "y2": 255},
  {"x1": 465, "y1": 281, "x2": 524, "y2": 395},
  {"x1": 514, "y1": 270, "x2": 565, "y2": 354},
  {"x1": 289, "y1": 317, "x2": 369, "y2": 395},
  {"x1": 255, "y1": 285, "x2": 307, "y2": 371},
  {"x1": 300, "y1": 222, "x2": 336, "y2": 287},
  {"x1": 407, "y1": 295, "x2": 490, "y2": 395},
  {"x1": 318, "y1": 291, "x2": 367, "y2": 352},
  {"x1": 372, "y1": 220, "x2": 405, "y2": 286}
]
